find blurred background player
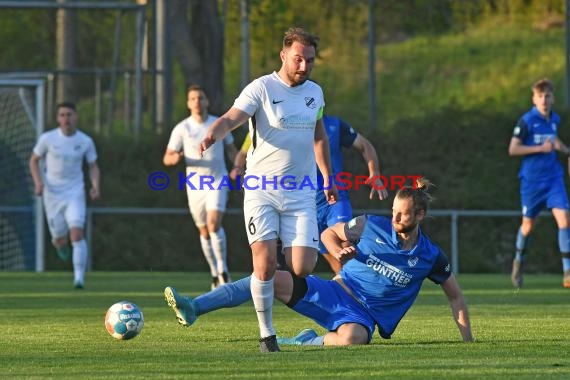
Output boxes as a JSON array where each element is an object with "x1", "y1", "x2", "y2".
[
  {"x1": 163, "y1": 84, "x2": 237, "y2": 290},
  {"x1": 508, "y1": 78, "x2": 570, "y2": 288},
  {"x1": 29, "y1": 102, "x2": 100, "y2": 289},
  {"x1": 190, "y1": 27, "x2": 337, "y2": 352},
  {"x1": 163, "y1": 178, "x2": 473, "y2": 346}
]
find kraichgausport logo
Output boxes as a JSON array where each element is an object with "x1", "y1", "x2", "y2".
[{"x1": 147, "y1": 172, "x2": 423, "y2": 192}]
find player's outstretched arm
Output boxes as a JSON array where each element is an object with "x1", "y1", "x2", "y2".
[
  {"x1": 351, "y1": 134, "x2": 388, "y2": 201},
  {"x1": 441, "y1": 275, "x2": 474, "y2": 342},
  {"x1": 199, "y1": 107, "x2": 250, "y2": 156},
  {"x1": 314, "y1": 118, "x2": 337, "y2": 204},
  {"x1": 508, "y1": 136, "x2": 553, "y2": 156}
]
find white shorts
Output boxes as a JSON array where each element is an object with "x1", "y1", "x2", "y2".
[
  {"x1": 187, "y1": 188, "x2": 228, "y2": 227},
  {"x1": 43, "y1": 191, "x2": 86, "y2": 239},
  {"x1": 243, "y1": 189, "x2": 318, "y2": 248}
]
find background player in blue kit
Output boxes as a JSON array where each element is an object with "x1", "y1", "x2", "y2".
[
  {"x1": 508, "y1": 78, "x2": 570, "y2": 289},
  {"x1": 316, "y1": 114, "x2": 388, "y2": 273},
  {"x1": 163, "y1": 178, "x2": 473, "y2": 346}
]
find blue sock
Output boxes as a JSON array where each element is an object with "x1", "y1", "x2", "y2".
[
  {"x1": 302, "y1": 336, "x2": 325, "y2": 346},
  {"x1": 515, "y1": 228, "x2": 528, "y2": 261},
  {"x1": 562, "y1": 258, "x2": 570, "y2": 272},
  {"x1": 194, "y1": 276, "x2": 252, "y2": 316},
  {"x1": 558, "y1": 228, "x2": 570, "y2": 272}
]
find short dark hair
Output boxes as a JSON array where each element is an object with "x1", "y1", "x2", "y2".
[
  {"x1": 187, "y1": 84, "x2": 205, "y2": 94},
  {"x1": 57, "y1": 102, "x2": 76, "y2": 111},
  {"x1": 283, "y1": 27, "x2": 319, "y2": 52},
  {"x1": 532, "y1": 78, "x2": 554, "y2": 94}
]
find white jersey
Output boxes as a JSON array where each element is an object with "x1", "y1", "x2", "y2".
[
  {"x1": 233, "y1": 72, "x2": 325, "y2": 188},
  {"x1": 167, "y1": 114, "x2": 234, "y2": 180},
  {"x1": 32, "y1": 128, "x2": 97, "y2": 199}
]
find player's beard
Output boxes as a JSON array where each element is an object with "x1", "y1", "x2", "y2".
[
  {"x1": 393, "y1": 221, "x2": 418, "y2": 234},
  {"x1": 286, "y1": 69, "x2": 310, "y2": 86}
]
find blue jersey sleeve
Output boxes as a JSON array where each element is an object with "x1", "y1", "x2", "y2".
[
  {"x1": 338, "y1": 119, "x2": 358, "y2": 148},
  {"x1": 427, "y1": 250, "x2": 452, "y2": 284},
  {"x1": 512, "y1": 118, "x2": 529, "y2": 141}
]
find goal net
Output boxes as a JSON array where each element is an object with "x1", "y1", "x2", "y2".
[{"x1": 0, "y1": 79, "x2": 45, "y2": 271}]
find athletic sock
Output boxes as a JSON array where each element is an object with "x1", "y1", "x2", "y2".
[
  {"x1": 302, "y1": 336, "x2": 325, "y2": 346},
  {"x1": 558, "y1": 228, "x2": 570, "y2": 272},
  {"x1": 210, "y1": 228, "x2": 229, "y2": 275},
  {"x1": 250, "y1": 274, "x2": 275, "y2": 338},
  {"x1": 194, "y1": 276, "x2": 252, "y2": 315},
  {"x1": 72, "y1": 239, "x2": 88, "y2": 284},
  {"x1": 515, "y1": 228, "x2": 528, "y2": 261},
  {"x1": 562, "y1": 258, "x2": 570, "y2": 272},
  {"x1": 200, "y1": 236, "x2": 218, "y2": 277}
]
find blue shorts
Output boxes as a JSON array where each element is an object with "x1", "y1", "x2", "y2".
[
  {"x1": 520, "y1": 177, "x2": 569, "y2": 218},
  {"x1": 290, "y1": 275, "x2": 375, "y2": 342},
  {"x1": 317, "y1": 199, "x2": 352, "y2": 253}
]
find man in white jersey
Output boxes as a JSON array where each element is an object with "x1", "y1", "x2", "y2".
[
  {"x1": 163, "y1": 85, "x2": 238, "y2": 290},
  {"x1": 29, "y1": 102, "x2": 100, "y2": 289},
  {"x1": 165, "y1": 27, "x2": 338, "y2": 353}
]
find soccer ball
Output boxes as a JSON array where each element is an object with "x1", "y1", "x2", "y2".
[{"x1": 104, "y1": 301, "x2": 144, "y2": 340}]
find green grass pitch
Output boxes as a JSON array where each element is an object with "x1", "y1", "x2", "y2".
[{"x1": 1, "y1": 271, "x2": 569, "y2": 379}]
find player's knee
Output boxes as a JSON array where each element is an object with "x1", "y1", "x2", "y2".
[
  {"x1": 290, "y1": 265, "x2": 312, "y2": 277},
  {"x1": 520, "y1": 222, "x2": 534, "y2": 235},
  {"x1": 332, "y1": 333, "x2": 366, "y2": 346},
  {"x1": 69, "y1": 228, "x2": 84, "y2": 242},
  {"x1": 52, "y1": 237, "x2": 67, "y2": 247},
  {"x1": 206, "y1": 221, "x2": 221, "y2": 233},
  {"x1": 336, "y1": 324, "x2": 369, "y2": 345},
  {"x1": 197, "y1": 226, "x2": 209, "y2": 239},
  {"x1": 290, "y1": 254, "x2": 317, "y2": 277}
]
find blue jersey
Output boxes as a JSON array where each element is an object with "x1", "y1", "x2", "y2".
[
  {"x1": 316, "y1": 115, "x2": 358, "y2": 207},
  {"x1": 513, "y1": 106, "x2": 563, "y2": 182},
  {"x1": 340, "y1": 215, "x2": 451, "y2": 338}
]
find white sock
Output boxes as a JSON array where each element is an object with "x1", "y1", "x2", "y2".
[
  {"x1": 210, "y1": 228, "x2": 228, "y2": 275},
  {"x1": 72, "y1": 239, "x2": 88, "y2": 284},
  {"x1": 200, "y1": 236, "x2": 218, "y2": 277},
  {"x1": 250, "y1": 274, "x2": 275, "y2": 338}
]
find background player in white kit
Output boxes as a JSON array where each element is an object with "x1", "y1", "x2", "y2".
[
  {"x1": 163, "y1": 85, "x2": 238, "y2": 290},
  {"x1": 167, "y1": 27, "x2": 338, "y2": 353},
  {"x1": 29, "y1": 102, "x2": 100, "y2": 289}
]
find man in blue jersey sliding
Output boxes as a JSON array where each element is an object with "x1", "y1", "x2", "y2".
[
  {"x1": 508, "y1": 78, "x2": 570, "y2": 289},
  {"x1": 316, "y1": 114, "x2": 388, "y2": 273},
  {"x1": 164, "y1": 178, "x2": 473, "y2": 346}
]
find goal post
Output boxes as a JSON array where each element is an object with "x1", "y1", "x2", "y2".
[{"x1": 0, "y1": 79, "x2": 45, "y2": 271}]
